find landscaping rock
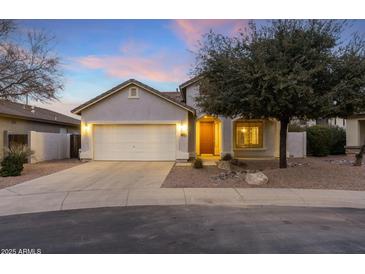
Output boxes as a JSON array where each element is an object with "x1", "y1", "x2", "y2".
[
  {"x1": 217, "y1": 160, "x2": 231, "y2": 171},
  {"x1": 324, "y1": 159, "x2": 355, "y2": 166},
  {"x1": 288, "y1": 162, "x2": 310, "y2": 167},
  {"x1": 210, "y1": 170, "x2": 247, "y2": 181},
  {"x1": 245, "y1": 171, "x2": 269, "y2": 185}
]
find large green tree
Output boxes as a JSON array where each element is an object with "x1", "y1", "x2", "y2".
[{"x1": 194, "y1": 20, "x2": 365, "y2": 168}]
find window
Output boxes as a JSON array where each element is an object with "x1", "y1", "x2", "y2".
[
  {"x1": 235, "y1": 121, "x2": 263, "y2": 148},
  {"x1": 128, "y1": 87, "x2": 139, "y2": 98}
]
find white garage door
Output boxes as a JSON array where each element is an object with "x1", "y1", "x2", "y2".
[{"x1": 93, "y1": 124, "x2": 176, "y2": 161}]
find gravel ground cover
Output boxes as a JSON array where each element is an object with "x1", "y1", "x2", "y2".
[
  {"x1": 0, "y1": 159, "x2": 83, "y2": 189},
  {"x1": 162, "y1": 155, "x2": 365, "y2": 190}
]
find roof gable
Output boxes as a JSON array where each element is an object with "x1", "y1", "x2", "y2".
[{"x1": 71, "y1": 79, "x2": 195, "y2": 115}]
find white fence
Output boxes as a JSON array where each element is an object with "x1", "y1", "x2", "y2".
[
  {"x1": 287, "y1": 132, "x2": 306, "y2": 158},
  {"x1": 29, "y1": 131, "x2": 70, "y2": 163}
]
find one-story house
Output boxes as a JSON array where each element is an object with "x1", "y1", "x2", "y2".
[
  {"x1": 0, "y1": 100, "x2": 80, "y2": 160},
  {"x1": 346, "y1": 113, "x2": 365, "y2": 153},
  {"x1": 72, "y1": 78, "x2": 280, "y2": 161}
]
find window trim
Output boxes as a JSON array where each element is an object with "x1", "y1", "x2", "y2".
[
  {"x1": 234, "y1": 120, "x2": 264, "y2": 149},
  {"x1": 128, "y1": 87, "x2": 139, "y2": 99}
]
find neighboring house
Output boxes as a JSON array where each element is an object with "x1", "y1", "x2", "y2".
[
  {"x1": 292, "y1": 118, "x2": 346, "y2": 129},
  {"x1": 317, "y1": 117, "x2": 346, "y2": 129},
  {"x1": 345, "y1": 113, "x2": 365, "y2": 153},
  {"x1": 72, "y1": 78, "x2": 281, "y2": 161},
  {"x1": 0, "y1": 100, "x2": 80, "y2": 160}
]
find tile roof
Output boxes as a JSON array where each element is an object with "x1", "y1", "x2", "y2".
[
  {"x1": 0, "y1": 100, "x2": 80, "y2": 126},
  {"x1": 162, "y1": 91, "x2": 183, "y2": 102}
]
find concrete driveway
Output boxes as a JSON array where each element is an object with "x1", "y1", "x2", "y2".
[
  {"x1": 0, "y1": 161, "x2": 176, "y2": 216},
  {"x1": 1, "y1": 161, "x2": 365, "y2": 217}
]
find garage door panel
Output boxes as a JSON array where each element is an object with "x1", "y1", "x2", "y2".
[{"x1": 93, "y1": 125, "x2": 176, "y2": 160}]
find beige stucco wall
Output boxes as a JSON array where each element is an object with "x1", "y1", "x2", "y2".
[
  {"x1": 30, "y1": 131, "x2": 71, "y2": 163},
  {"x1": 0, "y1": 116, "x2": 79, "y2": 160},
  {"x1": 79, "y1": 84, "x2": 190, "y2": 160},
  {"x1": 346, "y1": 119, "x2": 360, "y2": 147},
  {"x1": 184, "y1": 83, "x2": 279, "y2": 158},
  {"x1": 287, "y1": 132, "x2": 306, "y2": 158},
  {"x1": 232, "y1": 119, "x2": 280, "y2": 158},
  {"x1": 361, "y1": 121, "x2": 365, "y2": 146},
  {"x1": 346, "y1": 117, "x2": 365, "y2": 146}
]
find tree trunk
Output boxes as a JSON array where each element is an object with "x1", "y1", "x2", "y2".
[{"x1": 279, "y1": 118, "x2": 289, "y2": 168}]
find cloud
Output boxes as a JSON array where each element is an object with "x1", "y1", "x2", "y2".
[
  {"x1": 77, "y1": 54, "x2": 188, "y2": 83},
  {"x1": 170, "y1": 19, "x2": 249, "y2": 49},
  {"x1": 75, "y1": 40, "x2": 190, "y2": 83}
]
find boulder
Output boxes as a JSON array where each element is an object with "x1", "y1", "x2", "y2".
[
  {"x1": 245, "y1": 171, "x2": 268, "y2": 185},
  {"x1": 217, "y1": 160, "x2": 231, "y2": 171}
]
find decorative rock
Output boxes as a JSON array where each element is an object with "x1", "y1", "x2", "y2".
[
  {"x1": 210, "y1": 170, "x2": 247, "y2": 181},
  {"x1": 217, "y1": 160, "x2": 231, "y2": 171},
  {"x1": 245, "y1": 171, "x2": 269, "y2": 185}
]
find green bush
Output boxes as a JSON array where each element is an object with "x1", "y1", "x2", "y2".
[
  {"x1": 221, "y1": 153, "x2": 232, "y2": 161},
  {"x1": 328, "y1": 126, "x2": 346, "y2": 155},
  {"x1": 0, "y1": 156, "x2": 24, "y2": 177},
  {"x1": 192, "y1": 158, "x2": 203, "y2": 169},
  {"x1": 307, "y1": 125, "x2": 331, "y2": 156},
  {"x1": 0, "y1": 144, "x2": 34, "y2": 177}
]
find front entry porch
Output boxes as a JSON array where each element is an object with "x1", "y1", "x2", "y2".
[{"x1": 195, "y1": 115, "x2": 222, "y2": 157}]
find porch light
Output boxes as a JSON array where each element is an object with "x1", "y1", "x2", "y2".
[
  {"x1": 82, "y1": 122, "x2": 90, "y2": 134},
  {"x1": 241, "y1": 128, "x2": 247, "y2": 133},
  {"x1": 178, "y1": 123, "x2": 188, "y2": 136}
]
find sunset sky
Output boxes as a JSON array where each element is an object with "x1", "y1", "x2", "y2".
[{"x1": 17, "y1": 19, "x2": 365, "y2": 118}]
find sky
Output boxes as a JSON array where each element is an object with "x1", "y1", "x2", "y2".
[{"x1": 16, "y1": 19, "x2": 365, "y2": 118}]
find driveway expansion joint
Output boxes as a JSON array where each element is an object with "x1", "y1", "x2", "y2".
[
  {"x1": 5, "y1": 188, "x2": 22, "y2": 196},
  {"x1": 60, "y1": 192, "x2": 70, "y2": 210},
  {"x1": 233, "y1": 188, "x2": 245, "y2": 202},
  {"x1": 125, "y1": 189, "x2": 131, "y2": 206}
]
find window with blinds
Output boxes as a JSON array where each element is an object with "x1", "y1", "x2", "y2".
[{"x1": 235, "y1": 121, "x2": 263, "y2": 148}]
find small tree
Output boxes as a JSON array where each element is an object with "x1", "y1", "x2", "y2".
[
  {"x1": 194, "y1": 20, "x2": 365, "y2": 168},
  {"x1": 0, "y1": 20, "x2": 63, "y2": 102}
]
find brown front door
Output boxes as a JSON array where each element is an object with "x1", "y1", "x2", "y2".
[{"x1": 200, "y1": 122, "x2": 215, "y2": 154}]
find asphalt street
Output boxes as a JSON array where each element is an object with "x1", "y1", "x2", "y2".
[{"x1": 0, "y1": 205, "x2": 365, "y2": 253}]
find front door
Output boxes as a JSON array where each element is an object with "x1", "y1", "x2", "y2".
[{"x1": 200, "y1": 122, "x2": 215, "y2": 154}]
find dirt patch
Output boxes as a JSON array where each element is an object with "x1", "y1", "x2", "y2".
[
  {"x1": 162, "y1": 155, "x2": 365, "y2": 190},
  {"x1": 0, "y1": 159, "x2": 84, "y2": 189}
]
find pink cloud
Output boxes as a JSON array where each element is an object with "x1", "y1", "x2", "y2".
[
  {"x1": 170, "y1": 19, "x2": 249, "y2": 49},
  {"x1": 76, "y1": 52, "x2": 189, "y2": 83},
  {"x1": 75, "y1": 38, "x2": 190, "y2": 83}
]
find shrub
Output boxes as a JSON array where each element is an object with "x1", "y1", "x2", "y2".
[
  {"x1": 328, "y1": 126, "x2": 346, "y2": 155},
  {"x1": 0, "y1": 144, "x2": 34, "y2": 177},
  {"x1": 307, "y1": 125, "x2": 331, "y2": 156},
  {"x1": 0, "y1": 156, "x2": 24, "y2": 177},
  {"x1": 221, "y1": 153, "x2": 232, "y2": 161},
  {"x1": 6, "y1": 143, "x2": 34, "y2": 163},
  {"x1": 192, "y1": 158, "x2": 203, "y2": 169},
  {"x1": 230, "y1": 158, "x2": 247, "y2": 168}
]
